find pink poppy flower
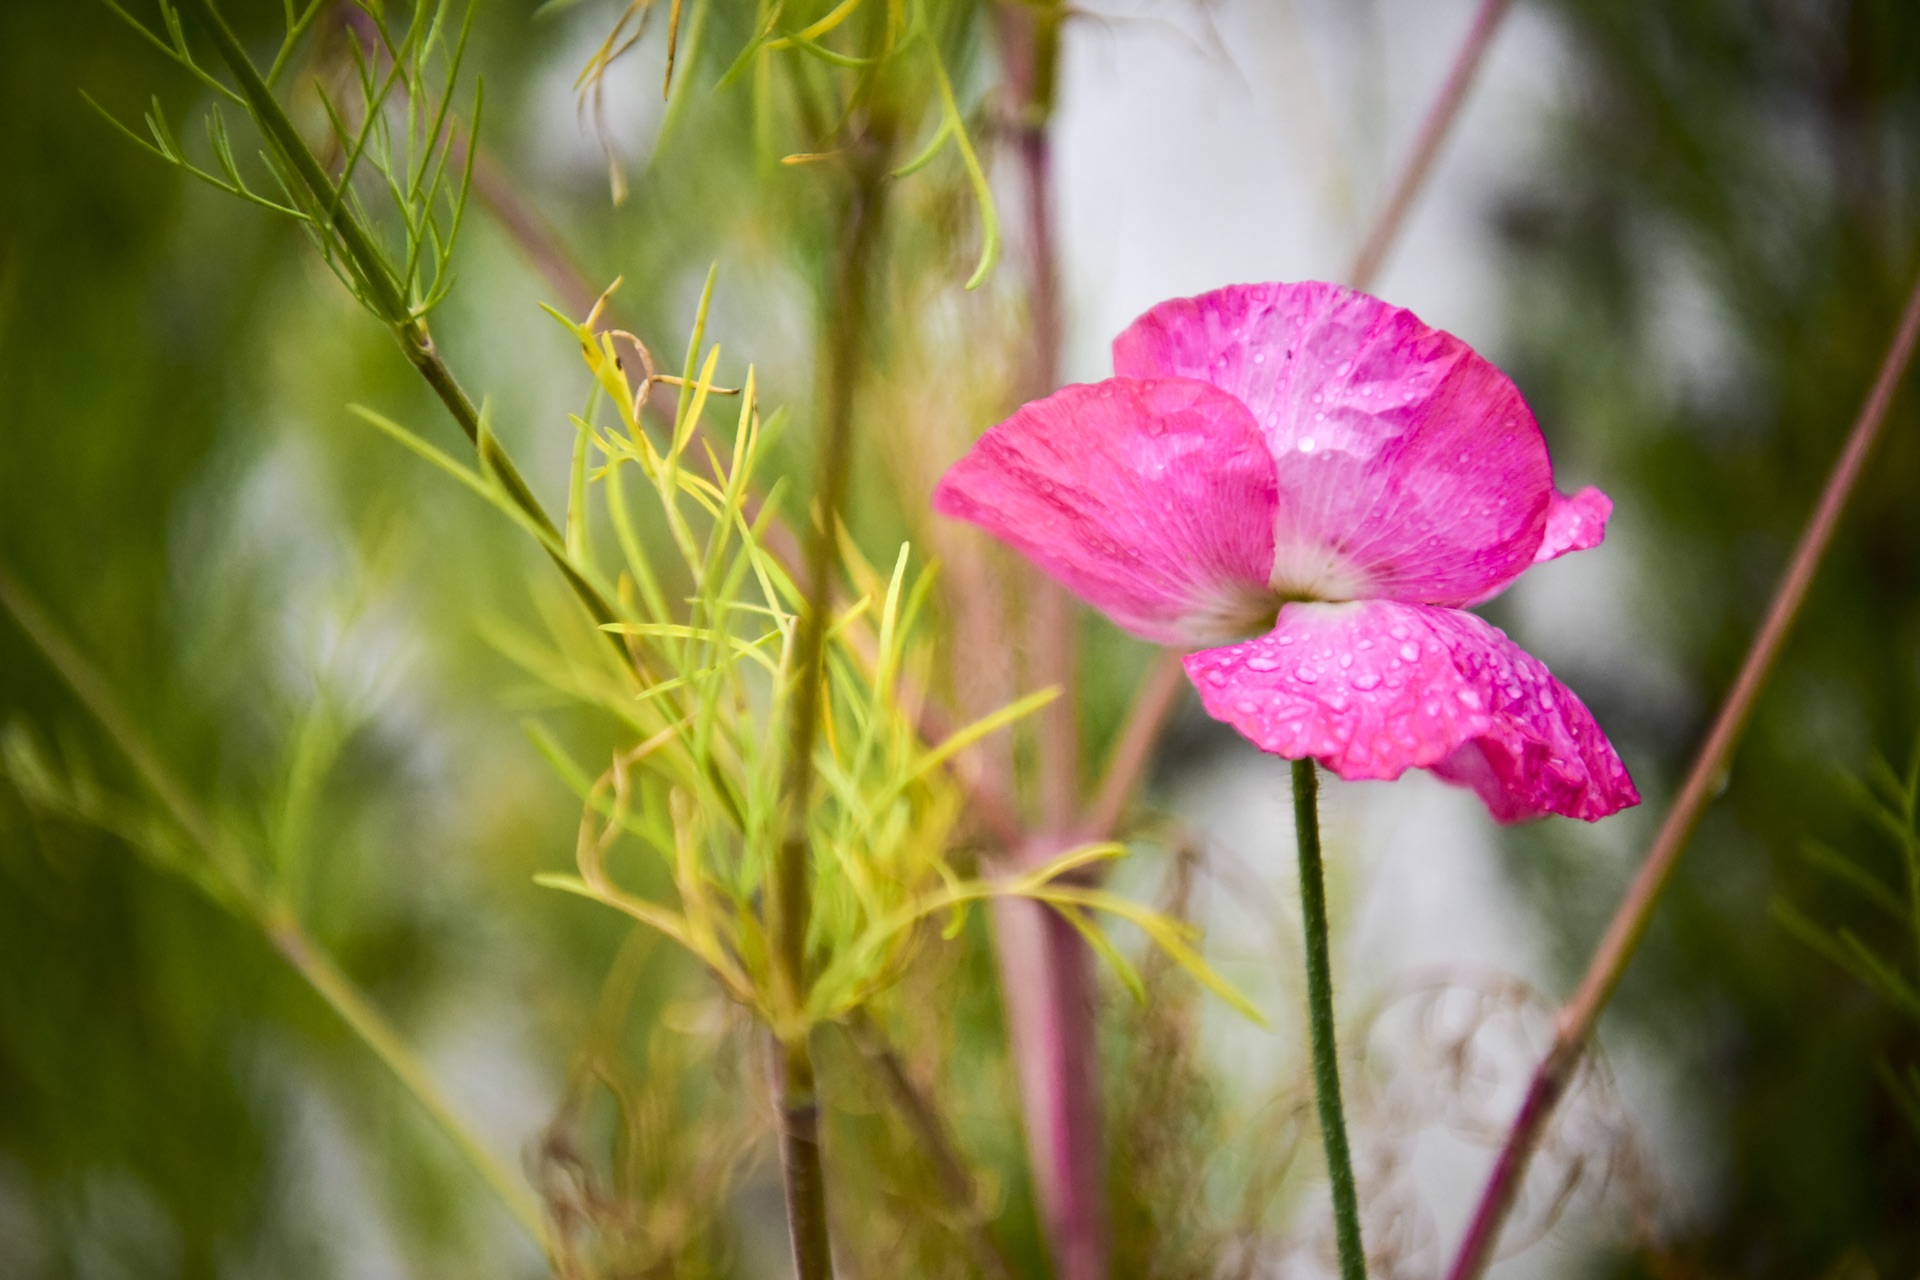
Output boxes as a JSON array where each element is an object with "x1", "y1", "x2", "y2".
[{"x1": 933, "y1": 282, "x2": 1638, "y2": 822}]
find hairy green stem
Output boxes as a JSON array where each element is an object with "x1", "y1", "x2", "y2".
[{"x1": 1292, "y1": 759, "x2": 1365, "y2": 1280}]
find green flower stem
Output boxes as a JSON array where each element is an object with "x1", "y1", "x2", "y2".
[{"x1": 1291, "y1": 758, "x2": 1365, "y2": 1280}]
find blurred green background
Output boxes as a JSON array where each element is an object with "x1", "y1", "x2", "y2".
[{"x1": 2, "y1": 0, "x2": 1919, "y2": 1276}]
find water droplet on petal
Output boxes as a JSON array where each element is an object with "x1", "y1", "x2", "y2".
[
  {"x1": 1298, "y1": 436, "x2": 1317, "y2": 454},
  {"x1": 1352, "y1": 672, "x2": 1381, "y2": 691},
  {"x1": 1399, "y1": 642, "x2": 1420, "y2": 662},
  {"x1": 1338, "y1": 654, "x2": 1353, "y2": 669},
  {"x1": 1295, "y1": 666, "x2": 1319, "y2": 683},
  {"x1": 1245, "y1": 654, "x2": 1280, "y2": 672}
]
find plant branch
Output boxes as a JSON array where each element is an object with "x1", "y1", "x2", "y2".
[
  {"x1": 1445, "y1": 261, "x2": 1920, "y2": 1280},
  {"x1": 1079, "y1": 0, "x2": 1517, "y2": 839},
  {"x1": 1019, "y1": 85, "x2": 1075, "y2": 836},
  {"x1": 767, "y1": 138, "x2": 890, "y2": 1280},
  {"x1": 1292, "y1": 759, "x2": 1365, "y2": 1279},
  {"x1": 986, "y1": 5, "x2": 1109, "y2": 1279},
  {"x1": 179, "y1": 0, "x2": 618, "y2": 633},
  {"x1": 1346, "y1": 0, "x2": 1513, "y2": 293},
  {"x1": 265, "y1": 911, "x2": 552, "y2": 1248},
  {"x1": 1082, "y1": 651, "x2": 1185, "y2": 840}
]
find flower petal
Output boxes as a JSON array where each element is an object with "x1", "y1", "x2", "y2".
[
  {"x1": 1534, "y1": 486, "x2": 1613, "y2": 563},
  {"x1": 1181, "y1": 599, "x2": 1638, "y2": 822},
  {"x1": 1114, "y1": 282, "x2": 1554, "y2": 606},
  {"x1": 933, "y1": 377, "x2": 1279, "y2": 646}
]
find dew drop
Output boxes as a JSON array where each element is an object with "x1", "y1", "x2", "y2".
[
  {"x1": 1295, "y1": 666, "x2": 1319, "y2": 683},
  {"x1": 1399, "y1": 641, "x2": 1420, "y2": 662},
  {"x1": 1298, "y1": 436, "x2": 1317, "y2": 454},
  {"x1": 1204, "y1": 669, "x2": 1227, "y2": 686},
  {"x1": 1245, "y1": 654, "x2": 1280, "y2": 672},
  {"x1": 1353, "y1": 671, "x2": 1381, "y2": 691},
  {"x1": 1338, "y1": 654, "x2": 1353, "y2": 669}
]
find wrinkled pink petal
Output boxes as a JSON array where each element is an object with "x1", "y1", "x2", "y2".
[
  {"x1": 933, "y1": 377, "x2": 1280, "y2": 647},
  {"x1": 1535, "y1": 486, "x2": 1613, "y2": 563},
  {"x1": 1113, "y1": 282, "x2": 1555, "y2": 606},
  {"x1": 1182, "y1": 599, "x2": 1638, "y2": 822}
]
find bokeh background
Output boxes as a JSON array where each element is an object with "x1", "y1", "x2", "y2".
[{"x1": 3, "y1": 0, "x2": 1919, "y2": 1276}]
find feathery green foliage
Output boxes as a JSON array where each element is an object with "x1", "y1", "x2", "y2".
[
  {"x1": 353, "y1": 276, "x2": 1259, "y2": 1041},
  {"x1": 1775, "y1": 738, "x2": 1920, "y2": 1133}
]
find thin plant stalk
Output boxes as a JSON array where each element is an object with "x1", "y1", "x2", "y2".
[
  {"x1": 768, "y1": 143, "x2": 890, "y2": 1280},
  {"x1": 0, "y1": 564, "x2": 553, "y2": 1257},
  {"x1": 1445, "y1": 263, "x2": 1920, "y2": 1280},
  {"x1": 1346, "y1": 0, "x2": 1514, "y2": 293},
  {"x1": 1291, "y1": 759, "x2": 1365, "y2": 1280},
  {"x1": 1079, "y1": 0, "x2": 1518, "y2": 841},
  {"x1": 984, "y1": 5, "x2": 1108, "y2": 1278}
]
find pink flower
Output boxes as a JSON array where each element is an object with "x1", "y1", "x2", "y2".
[{"x1": 934, "y1": 282, "x2": 1638, "y2": 822}]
